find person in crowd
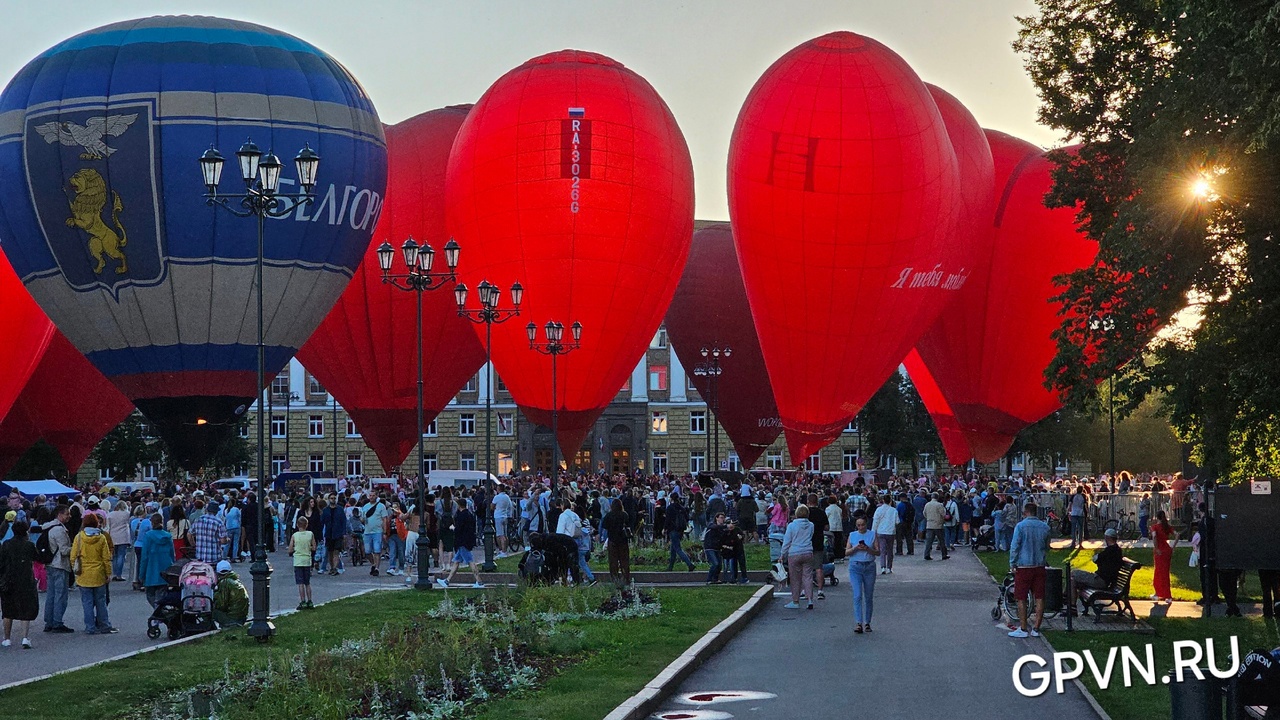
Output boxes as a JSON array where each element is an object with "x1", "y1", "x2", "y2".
[
  {"x1": 42, "y1": 505, "x2": 73, "y2": 633},
  {"x1": 138, "y1": 513, "x2": 176, "y2": 608},
  {"x1": 492, "y1": 484, "x2": 513, "y2": 557},
  {"x1": 780, "y1": 504, "x2": 815, "y2": 610},
  {"x1": 287, "y1": 516, "x2": 315, "y2": 610},
  {"x1": 603, "y1": 496, "x2": 632, "y2": 586},
  {"x1": 190, "y1": 503, "x2": 229, "y2": 564},
  {"x1": 439, "y1": 500, "x2": 483, "y2": 588},
  {"x1": 0, "y1": 521, "x2": 38, "y2": 649},
  {"x1": 321, "y1": 495, "x2": 347, "y2": 576},
  {"x1": 664, "y1": 495, "x2": 696, "y2": 572},
  {"x1": 923, "y1": 492, "x2": 949, "y2": 561},
  {"x1": 1008, "y1": 502, "x2": 1051, "y2": 638},
  {"x1": 555, "y1": 497, "x2": 594, "y2": 585},
  {"x1": 106, "y1": 500, "x2": 132, "y2": 581},
  {"x1": 222, "y1": 493, "x2": 242, "y2": 562},
  {"x1": 807, "y1": 493, "x2": 827, "y2": 601},
  {"x1": 1151, "y1": 510, "x2": 1176, "y2": 603},
  {"x1": 1138, "y1": 493, "x2": 1152, "y2": 539},
  {"x1": 362, "y1": 492, "x2": 388, "y2": 577},
  {"x1": 1072, "y1": 528, "x2": 1124, "y2": 611},
  {"x1": 871, "y1": 495, "x2": 897, "y2": 574},
  {"x1": 1069, "y1": 485, "x2": 1087, "y2": 549},
  {"x1": 213, "y1": 560, "x2": 249, "y2": 627},
  {"x1": 703, "y1": 512, "x2": 727, "y2": 584},
  {"x1": 129, "y1": 505, "x2": 148, "y2": 590},
  {"x1": 166, "y1": 504, "x2": 189, "y2": 558},
  {"x1": 845, "y1": 515, "x2": 879, "y2": 634},
  {"x1": 724, "y1": 518, "x2": 747, "y2": 583},
  {"x1": 70, "y1": 514, "x2": 117, "y2": 634},
  {"x1": 894, "y1": 493, "x2": 915, "y2": 556}
]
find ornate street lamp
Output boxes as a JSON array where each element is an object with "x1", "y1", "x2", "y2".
[
  {"x1": 377, "y1": 236, "x2": 459, "y2": 590},
  {"x1": 200, "y1": 140, "x2": 320, "y2": 643},
  {"x1": 528, "y1": 320, "x2": 583, "y2": 479},
  {"x1": 692, "y1": 345, "x2": 731, "y2": 475},
  {"x1": 456, "y1": 280, "x2": 523, "y2": 570}
]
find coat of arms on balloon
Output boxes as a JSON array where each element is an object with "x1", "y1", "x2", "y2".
[{"x1": 25, "y1": 103, "x2": 164, "y2": 296}]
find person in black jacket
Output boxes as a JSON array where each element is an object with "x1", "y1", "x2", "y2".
[
  {"x1": 602, "y1": 500, "x2": 632, "y2": 586},
  {"x1": 703, "y1": 513, "x2": 727, "y2": 584},
  {"x1": 1072, "y1": 528, "x2": 1124, "y2": 610},
  {"x1": 664, "y1": 497, "x2": 696, "y2": 572},
  {"x1": 725, "y1": 520, "x2": 748, "y2": 583}
]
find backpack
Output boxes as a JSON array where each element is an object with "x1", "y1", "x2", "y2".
[
  {"x1": 521, "y1": 549, "x2": 545, "y2": 580},
  {"x1": 34, "y1": 525, "x2": 56, "y2": 565}
]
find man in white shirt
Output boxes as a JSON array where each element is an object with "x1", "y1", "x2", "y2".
[
  {"x1": 825, "y1": 500, "x2": 844, "y2": 559},
  {"x1": 491, "y1": 486, "x2": 513, "y2": 556},
  {"x1": 871, "y1": 497, "x2": 899, "y2": 574}
]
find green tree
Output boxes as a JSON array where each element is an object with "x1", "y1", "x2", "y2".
[
  {"x1": 202, "y1": 418, "x2": 252, "y2": 479},
  {"x1": 1016, "y1": 1, "x2": 1280, "y2": 482},
  {"x1": 4, "y1": 441, "x2": 68, "y2": 482},
  {"x1": 860, "y1": 373, "x2": 943, "y2": 474},
  {"x1": 91, "y1": 412, "x2": 162, "y2": 480}
]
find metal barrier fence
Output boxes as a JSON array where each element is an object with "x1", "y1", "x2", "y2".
[{"x1": 1022, "y1": 490, "x2": 1194, "y2": 534}]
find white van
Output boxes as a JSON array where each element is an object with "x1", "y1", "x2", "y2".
[
  {"x1": 427, "y1": 470, "x2": 496, "y2": 488},
  {"x1": 211, "y1": 478, "x2": 256, "y2": 494},
  {"x1": 103, "y1": 480, "x2": 156, "y2": 496}
]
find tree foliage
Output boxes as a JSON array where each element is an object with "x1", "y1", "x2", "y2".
[
  {"x1": 4, "y1": 441, "x2": 67, "y2": 482},
  {"x1": 91, "y1": 412, "x2": 162, "y2": 480},
  {"x1": 1016, "y1": 0, "x2": 1280, "y2": 481},
  {"x1": 860, "y1": 372, "x2": 943, "y2": 473}
]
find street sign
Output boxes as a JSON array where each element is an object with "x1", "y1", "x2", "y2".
[{"x1": 1251, "y1": 480, "x2": 1272, "y2": 495}]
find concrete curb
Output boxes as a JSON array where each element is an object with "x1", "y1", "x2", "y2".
[
  {"x1": 602, "y1": 583, "x2": 773, "y2": 720},
  {"x1": 0, "y1": 586, "x2": 396, "y2": 695}
]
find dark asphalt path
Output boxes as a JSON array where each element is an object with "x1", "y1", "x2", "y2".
[{"x1": 655, "y1": 546, "x2": 1099, "y2": 720}]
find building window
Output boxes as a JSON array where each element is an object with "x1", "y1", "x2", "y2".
[
  {"x1": 727, "y1": 452, "x2": 741, "y2": 472},
  {"x1": 920, "y1": 453, "x2": 936, "y2": 473},
  {"x1": 688, "y1": 374, "x2": 698, "y2": 391},
  {"x1": 344, "y1": 418, "x2": 358, "y2": 437},
  {"x1": 498, "y1": 452, "x2": 513, "y2": 475},
  {"x1": 651, "y1": 328, "x2": 668, "y2": 348},
  {"x1": 496, "y1": 375, "x2": 507, "y2": 392},
  {"x1": 425, "y1": 419, "x2": 437, "y2": 437},
  {"x1": 651, "y1": 452, "x2": 668, "y2": 474},
  {"x1": 620, "y1": 376, "x2": 631, "y2": 394},
  {"x1": 308, "y1": 415, "x2": 323, "y2": 438},
  {"x1": 272, "y1": 455, "x2": 287, "y2": 476},
  {"x1": 651, "y1": 411, "x2": 668, "y2": 434},
  {"x1": 462, "y1": 375, "x2": 478, "y2": 392},
  {"x1": 689, "y1": 410, "x2": 706, "y2": 434},
  {"x1": 690, "y1": 451, "x2": 706, "y2": 474},
  {"x1": 270, "y1": 372, "x2": 290, "y2": 398},
  {"x1": 347, "y1": 454, "x2": 363, "y2": 477},
  {"x1": 766, "y1": 451, "x2": 783, "y2": 470},
  {"x1": 459, "y1": 413, "x2": 476, "y2": 436},
  {"x1": 423, "y1": 454, "x2": 438, "y2": 473},
  {"x1": 98, "y1": 468, "x2": 114, "y2": 482},
  {"x1": 142, "y1": 464, "x2": 159, "y2": 481},
  {"x1": 497, "y1": 412, "x2": 514, "y2": 436},
  {"x1": 460, "y1": 452, "x2": 476, "y2": 471},
  {"x1": 271, "y1": 415, "x2": 286, "y2": 438},
  {"x1": 806, "y1": 454, "x2": 821, "y2": 472},
  {"x1": 843, "y1": 450, "x2": 860, "y2": 472},
  {"x1": 309, "y1": 375, "x2": 325, "y2": 396},
  {"x1": 648, "y1": 364, "x2": 668, "y2": 391},
  {"x1": 238, "y1": 423, "x2": 249, "y2": 438},
  {"x1": 844, "y1": 419, "x2": 858, "y2": 433},
  {"x1": 309, "y1": 454, "x2": 325, "y2": 473}
]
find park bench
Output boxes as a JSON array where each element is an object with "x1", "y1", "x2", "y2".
[{"x1": 1080, "y1": 558, "x2": 1142, "y2": 622}]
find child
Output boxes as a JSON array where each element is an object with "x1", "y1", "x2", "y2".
[{"x1": 287, "y1": 516, "x2": 315, "y2": 610}]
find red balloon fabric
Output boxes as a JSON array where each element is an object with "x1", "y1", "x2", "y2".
[
  {"x1": 728, "y1": 31, "x2": 963, "y2": 465},
  {"x1": 913, "y1": 131, "x2": 1097, "y2": 463},
  {"x1": 446, "y1": 50, "x2": 695, "y2": 459},
  {"x1": 297, "y1": 106, "x2": 488, "y2": 474},
  {"x1": 666, "y1": 222, "x2": 781, "y2": 469},
  {"x1": 902, "y1": 349, "x2": 971, "y2": 467},
  {"x1": 5, "y1": 332, "x2": 134, "y2": 475},
  {"x1": 0, "y1": 253, "x2": 53, "y2": 430}
]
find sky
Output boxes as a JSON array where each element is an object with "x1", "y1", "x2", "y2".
[{"x1": 0, "y1": 0, "x2": 1060, "y2": 221}]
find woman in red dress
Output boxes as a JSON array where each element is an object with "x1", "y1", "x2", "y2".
[{"x1": 1152, "y1": 510, "x2": 1177, "y2": 602}]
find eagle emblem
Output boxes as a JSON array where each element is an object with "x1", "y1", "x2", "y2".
[{"x1": 34, "y1": 113, "x2": 138, "y2": 160}]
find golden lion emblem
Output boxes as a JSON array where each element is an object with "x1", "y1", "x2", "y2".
[{"x1": 65, "y1": 168, "x2": 128, "y2": 275}]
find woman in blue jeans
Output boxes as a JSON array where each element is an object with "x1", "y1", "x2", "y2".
[{"x1": 845, "y1": 516, "x2": 880, "y2": 634}]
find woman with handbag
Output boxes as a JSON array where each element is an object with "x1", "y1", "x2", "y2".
[
  {"x1": 70, "y1": 514, "x2": 117, "y2": 634},
  {"x1": 0, "y1": 521, "x2": 39, "y2": 648}
]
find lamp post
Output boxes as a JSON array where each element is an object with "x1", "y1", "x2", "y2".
[
  {"x1": 1089, "y1": 314, "x2": 1117, "y2": 482},
  {"x1": 693, "y1": 346, "x2": 731, "y2": 475},
  {"x1": 284, "y1": 390, "x2": 299, "y2": 472},
  {"x1": 456, "y1": 280, "x2": 523, "y2": 571},
  {"x1": 376, "y1": 236, "x2": 459, "y2": 590},
  {"x1": 200, "y1": 139, "x2": 320, "y2": 643},
  {"x1": 527, "y1": 321, "x2": 583, "y2": 479}
]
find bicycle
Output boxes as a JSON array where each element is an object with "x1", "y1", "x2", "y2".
[
  {"x1": 1103, "y1": 511, "x2": 1138, "y2": 540},
  {"x1": 991, "y1": 569, "x2": 1061, "y2": 622}
]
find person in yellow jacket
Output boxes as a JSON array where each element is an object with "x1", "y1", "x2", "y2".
[{"x1": 70, "y1": 514, "x2": 117, "y2": 634}]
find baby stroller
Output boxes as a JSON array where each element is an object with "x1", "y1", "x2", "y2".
[
  {"x1": 146, "y1": 563, "x2": 187, "y2": 640},
  {"x1": 972, "y1": 522, "x2": 996, "y2": 552},
  {"x1": 822, "y1": 536, "x2": 839, "y2": 586},
  {"x1": 179, "y1": 561, "x2": 216, "y2": 636}
]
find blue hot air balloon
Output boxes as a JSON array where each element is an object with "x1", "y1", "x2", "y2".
[{"x1": 0, "y1": 16, "x2": 387, "y2": 469}]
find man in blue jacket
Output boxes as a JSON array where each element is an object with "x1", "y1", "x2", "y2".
[
  {"x1": 320, "y1": 497, "x2": 347, "y2": 576},
  {"x1": 1008, "y1": 502, "x2": 1051, "y2": 638}
]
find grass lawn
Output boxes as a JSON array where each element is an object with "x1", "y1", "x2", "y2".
[
  {"x1": 973, "y1": 546, "x2": 1264, "y2": 602},
  {"x1": 492, "y1": 540, "x2": 774, "y2": 575},
  {"x1": 0, "y1": 585, "x2": 758, "y2": 720},
  {"x1": 1045, "y1": 617, "x2": 1280, "y2": 720}
]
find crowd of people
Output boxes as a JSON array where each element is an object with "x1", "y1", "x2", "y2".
[{"x1": 1, "y1": 466, "x2": 1265, "y2": 650}]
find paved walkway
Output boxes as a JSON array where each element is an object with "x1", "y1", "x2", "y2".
[
  {"x1": 655, "y1": 548, "x2": 1099, "y2": 720},
  {"x1": 1, "y1": 548, "x2": 417, "y2": 687}
]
